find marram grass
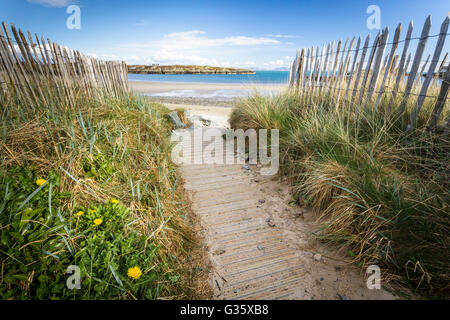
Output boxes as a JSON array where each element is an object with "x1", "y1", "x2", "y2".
[{"x1": 230, "y1": 88, "x2": 449, "y2": 296}]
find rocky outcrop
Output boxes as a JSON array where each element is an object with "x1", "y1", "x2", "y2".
[{"x1": 128, "y1": 64, "x2": 255, "y2": 75}]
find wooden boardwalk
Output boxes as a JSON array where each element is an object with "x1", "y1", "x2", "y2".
[{"x1": 178, "y1": 129, "x2": 307, "y2": 300}]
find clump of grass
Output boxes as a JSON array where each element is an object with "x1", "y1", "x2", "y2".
[
  {"x1": 0, "y1": 88, "x2": 210, "y2": 299},
  {"x1": 230, "y1": 88, "x2": 449, "y2": 296}
]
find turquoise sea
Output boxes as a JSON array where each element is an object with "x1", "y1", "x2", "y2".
[{"x1": 128, "y1": 70, "x2": 289, "y2": 84}]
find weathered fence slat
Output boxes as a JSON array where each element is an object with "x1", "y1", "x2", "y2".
[
  {"x1": 335, "y1": 37, "x2": 355, "y2": 106},
  {"x1": 287, "y1": 15, "x2": 448, "y2": 131},
  {"x1": 375, "y1": 23, "x2": 402, "y2": 109},
  {"x1": 399, "y1": 15, "x2": 432, "y2": 114},
  {"x1": 319, "y1": 42, "x2": 331, "y2": 101},
  {"x1": 366, "y1": 27, "x2": 389, "y2": 104},
  {"x1": 357, "y1": 31, "x2": 380, "y2": 110},
  {"x1": 427, "y1": 62, "x2": 450, "y2": 130},
  {"x1": 331, "y1": 38, "x2": 348, "y2": 102},
  {"x1": 387, "y1": 21, "x2": 414, "y2": 114},
  {"x1": 350, "y1": 34, "x2": 370, "y2": 111},
  {"x1": 409, "y1": 16, "x2": 449, "y2": 129},
  {"x1": 0, "y1": 21, "x2": 129, "y2": 110},
  {"x1": 343, "y1": 36, "x2": 361, "y2": 108}
]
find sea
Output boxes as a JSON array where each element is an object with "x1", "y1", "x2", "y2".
[
  {"x1": 128, "y1": 71, "x2": 289, "y2": 100},
  {"x1": 127, "y1": 70, "x2": 289, "y2": 84}
]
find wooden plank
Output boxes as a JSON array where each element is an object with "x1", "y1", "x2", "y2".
[
  {"x1": 335, "y1": 37, "x2": 355, "y2": 106},
  {"x1": 296, "y1": 48, "x2": 305, "y2": 89},
  {"x1": 50, "y1": 40, "x2": 73, "y2": 106},
  {"x1": 366, "y1": 27, "x2": 389, "y2": 104},
  {"x1": 399, "y1": 15, "x2": 432, "y2": 115},
  {"x1": 318, "y1": 42, "x2": 331, "y2": 100},
  {"x1": 427, "y1": 62, "x2": 450, "y2": 130},
  {"x1": 38, "y1": 35, "x2": 63, "y2": 103},
  {"x1": 387, "y1": 21, "x2": 414, "y2": 114},
  {"x1": 343, "y1": 36, "x2": 361, "y2": 108},
  {"x1": 305, "y1": 46, "x2": 314, "y2": 101},
  {"x1": 375, "y1": 23, "x2": 402, "y2": 109},
  {"x1": 288, "y1": 59, "x2": 295, "y2": 87},
  {"x1": 301, "y1": 48, "x2": 310, "y2": 101},
  {"x1": 331, "y1": 38, "x2": 348, "y2": 101},
  {"x1": 1, "y1": 22, "x2": 37, "y2": 107},
  {"x1": 409, "y1": 16, "x2": 449, "y2": 129},
  {"x1": 302, "y1": 47, "x2": 311, "y2": 103},
  {"x1": 0, "y1": 21, "x2": 129, "y2": 106},
  {"x1": 327, "y1": 40, "x2": 341, "y2": 100},
  {"x1": 309, "y1": 46, "x2": 320, "y2": 104},
  {"x1": 27, "y1": 31, "x2": 47, "y2": 80},
  {"x1": 350, "y1": 34, "x2": 370, "y2": 112},
  {"x1": 313, "y1": 44, "x2": 326, "y2": 104},
  {"x1": 0, "y1": 26, "x2": 24, "y2": 101},
  {"x1": 14, "y1": 26, "x2": 47, "y2": 106},
  {"x1": 357, "y1": 31, "x2": 380, "y2": 110},
  {"x1": 122, "y1": 61, "x2": 129, "y2": 92},
  {"x1": 436, "y1": 52, "x2": 447, "y2": 79}
]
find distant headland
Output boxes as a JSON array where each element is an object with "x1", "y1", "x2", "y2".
[{"x1": 127, "y1": 64, "x2": 255, "y2": 75}]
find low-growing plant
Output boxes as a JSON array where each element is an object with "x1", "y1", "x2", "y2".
[
  {"x1": 0, "y1": 90, "x2": 209, "y2": 300},
  {"x1": 0, "y1": 167, "x2": 173, "y2": 300}
]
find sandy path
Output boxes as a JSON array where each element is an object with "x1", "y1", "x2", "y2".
[
  {"x1": 135, "y1": 79, "x2": 397, "y2": 299},
  {"x1": 173, "y1": 104, "x2": 396, "y2": 300}
]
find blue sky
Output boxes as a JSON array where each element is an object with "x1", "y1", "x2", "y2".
[{"x1": 0, "y1": 0, "x2": 449, "y2": 70}]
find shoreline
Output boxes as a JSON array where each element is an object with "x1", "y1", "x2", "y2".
[
  {"x1": 129, "y1": 80, "x2": 287, "y2": 91},
  {"x1": 130, "y1": 80, "x2": 288, "y2": 108}
]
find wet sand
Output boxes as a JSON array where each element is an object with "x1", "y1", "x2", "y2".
[
  {"x1": 129, "y1": 80, "x2": 287, "y2": 94},
  {"x1": 129, "y1": 80, "x2": 287, "y2": 107}
]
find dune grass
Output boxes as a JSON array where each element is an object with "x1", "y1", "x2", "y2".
[
  {"x1": 0, "y1": 89, "x2": 209, "y2": 299},
  {"x1": 230, "y1": 88, "x2": 449, "y2": 296}
]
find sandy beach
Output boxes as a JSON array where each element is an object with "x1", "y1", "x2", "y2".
[
  {"x1": 129, "y1": 80, "x2": 287, "y2": 107},
  {"x1": 129, "y1": 80, "x2": 287, "y2": 94}
]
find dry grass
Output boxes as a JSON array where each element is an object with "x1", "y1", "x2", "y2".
[
  {"x1": 230, "y1": 86, "x2": 450, "y2": 297},
  {"x1": 0, "y1": 88, "x2": 210, "y2": 299}
]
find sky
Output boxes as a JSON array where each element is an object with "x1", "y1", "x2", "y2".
[{"x1": 0, "y1": 0, "x2": 449, "y2": 70}]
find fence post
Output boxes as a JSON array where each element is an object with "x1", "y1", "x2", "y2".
[
  {"x1": 409, "y1": 16, "x2": 449, "y2": 130},
  {"x1": 427, "y1": 63, "x2": 450, "y2": 131}
]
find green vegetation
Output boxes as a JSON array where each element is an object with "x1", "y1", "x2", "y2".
[
  {"x1": 230, "y1": 89, "x2": 449, "y2": 296},
  {"x1": 0, "y1": 91, "x2": 206, "y2": 299}
]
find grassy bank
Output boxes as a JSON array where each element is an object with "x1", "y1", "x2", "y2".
[
  {"x1": 230, "y1": 90, "x2": 449, "y2": 296},
  {"x1": 0, "y1": 90, "x2": 208, "y2": 299}
]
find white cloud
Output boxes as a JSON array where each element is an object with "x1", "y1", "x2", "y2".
[
  {"x1": 260, "y1": 56, "x2": 293, "y2": 70},
  {"x1": 27, "y1": 0, "x2": 78, "y2": 7},
  {"x1": 120, "y1": 30, "x2": 280, "y2": 52},
  {"x1": 114, "y1": 30, "x2": 283, "y2": 67},
  {"x1": 264, "y1": 34, "x2": 298, "y2": 38},
  {"x1": 111, "y1": 30, "x2": 292, "y2": 69}
]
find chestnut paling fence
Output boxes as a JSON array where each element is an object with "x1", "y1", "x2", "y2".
[
  {"x1": 0, "y1": 21, "x2": 129, "y2": 109},
  {"x1": 288, "y1": 15, "x2": 450, "y2": 131}
]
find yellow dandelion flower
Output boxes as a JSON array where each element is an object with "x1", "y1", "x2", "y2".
[
  {"x1": 88, "y1": 209, "x2": 96, "y2": 214},
  {"x1": 36, "y1": 179, "x2": 47, "y2": 187},
  {"x1": 127, "y1": 266, "x2": 142, "y2": 280},
  {"x1": 111, "y1": 198, "x2": 119, "y2": 204},
  {"x1": 76, "y1": 211, "x2": 84, "y2": 216},
  {"x1": 93, "y1": 218, "x2": 102, "y2": 226}
]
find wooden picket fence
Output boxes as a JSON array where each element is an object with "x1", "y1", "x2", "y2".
[
  {"x1": 0, "y1": 22, "x2": 129, "y2": 109},
  {"x1": 288, "y1": 15, "x2": 450, "y2": 131}
]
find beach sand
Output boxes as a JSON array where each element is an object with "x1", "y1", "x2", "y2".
[
  {"x1": 129, "y1": 80, "x2": 287, "y2": 95},
  {"x1": 130, "y1": 80, "x2": 287, "y2": 126},
  {"x1": 129, "y1": 80, "x2": 287, "y2": 107}
]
